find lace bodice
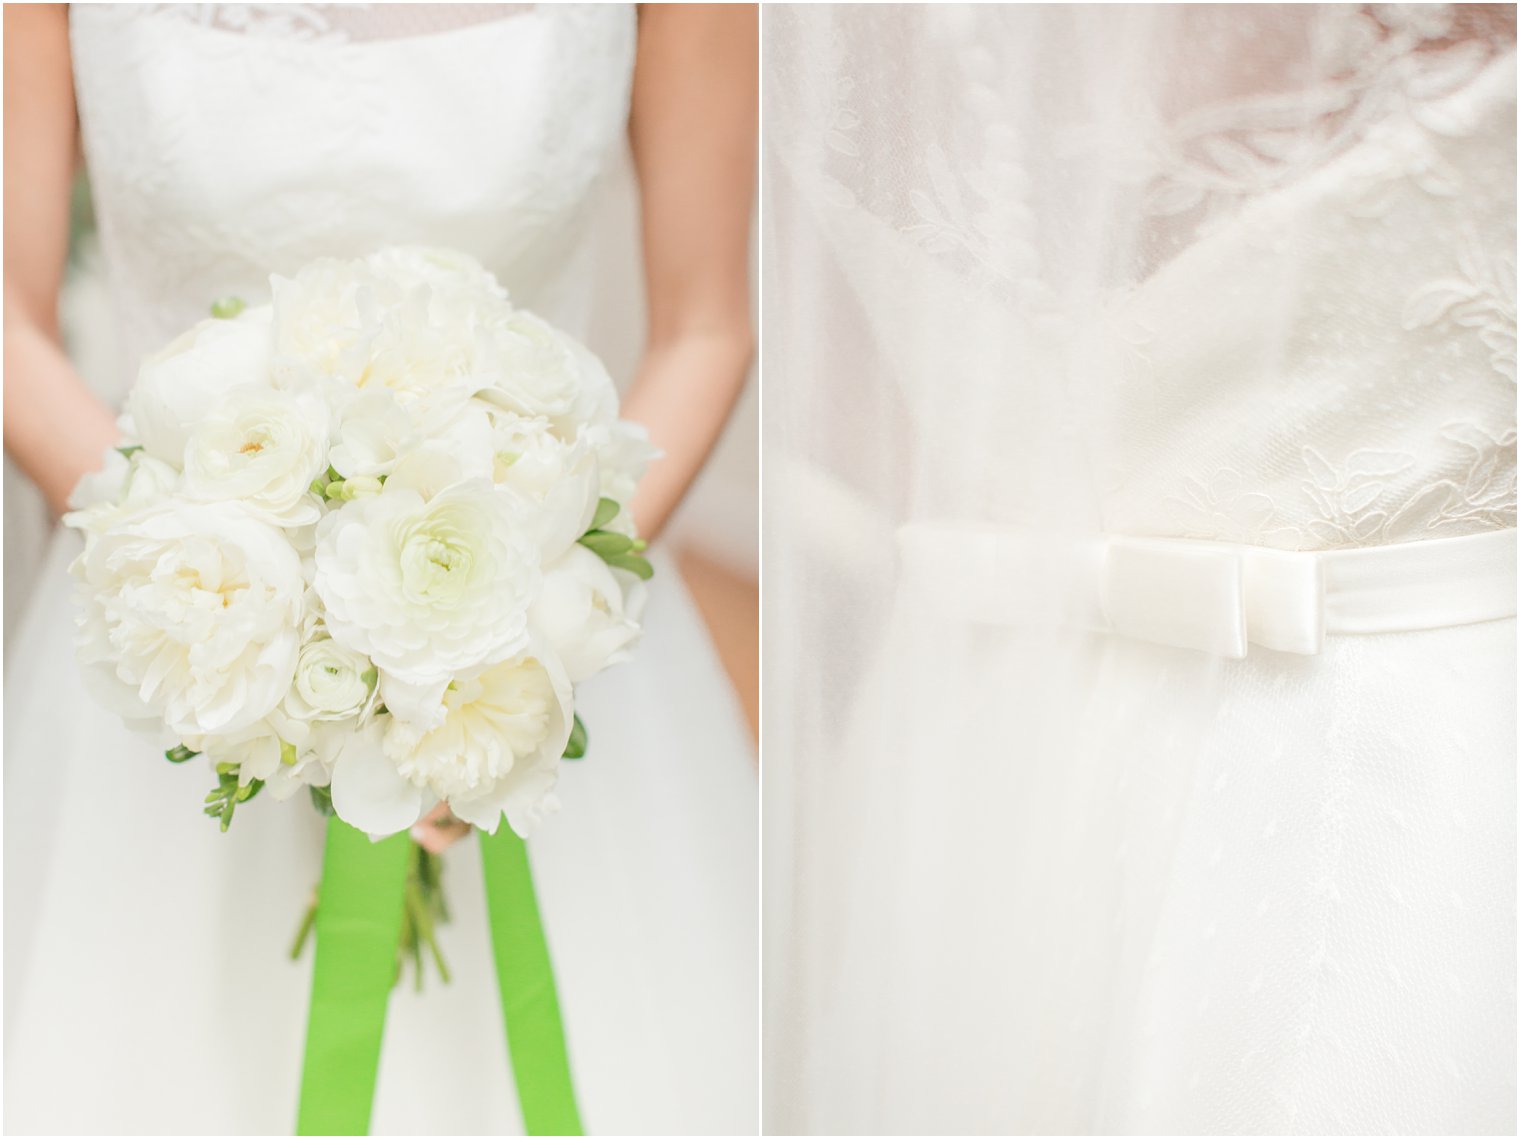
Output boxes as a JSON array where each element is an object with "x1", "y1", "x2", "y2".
[
  {"x1": 69, "y1": 3, "x2": 636, "y2": 401},
  {"x1": 766, "y1": 5, "x2": 1516, "y2": 552}
]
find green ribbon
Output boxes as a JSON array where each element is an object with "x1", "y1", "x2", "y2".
[
  {"x1": 296, "y1": 820, "x2": 411, "y2": 1136},
  {"x1": 296, "y1": 818, "x2": 582, "y2": 1136},
  {"x1": 479, "y1": 826, "x2": 583, "y2": 1136}
]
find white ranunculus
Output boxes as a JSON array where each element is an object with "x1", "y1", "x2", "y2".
[
  {"x1": 313, "y1": 480, "x2": 539, "y2": 684},
  {"x1": 489, "y1": 413, "x2": 600, "y2": 559},
  {"x1": 127, "y1": 308, "x2": 274, "y2": 465},
  {"x1": 182, "y1": 386, "x2": 328, "y2": 526},
  {"x1": 284, "y1": 635, "x2": 376, "y2": 723},
  {"x1": 530, "y1": 545, "x2": 647, "y2": 683},
  {"x1": 381, "y1": 650, "x2": 573, "y2": 837},
  {"x1": 71, "y1": 502, "x2": 303, "y2": 737}
]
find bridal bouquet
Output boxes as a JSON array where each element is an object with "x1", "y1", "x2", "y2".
[{"x1": 66, "y1": 247, "x2": 655, "y2": 840}]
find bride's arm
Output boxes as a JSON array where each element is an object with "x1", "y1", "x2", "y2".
[
  {"x1": 623, "y1": 4, "x2": 757, "y2": 541},
  {"x1": 4, "y1": 4, "x2": 118, "y2": 516}
]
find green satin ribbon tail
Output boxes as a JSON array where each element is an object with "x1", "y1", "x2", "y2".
[
  {"x1": 296, "y1": 818, "x2": 582, "y2": 1136},
  {"x1": 297, "y1": 820, "x2": 411, "y2": 1136},
  {"x1": 479, "y1": 825, "x2": 583, "y2": 1136}
]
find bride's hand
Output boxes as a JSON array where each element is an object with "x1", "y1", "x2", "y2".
[{"x1": 412, "y1": 803, "x2": 472, "y2": 854}]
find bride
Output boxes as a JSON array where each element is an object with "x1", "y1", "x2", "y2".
[{"x1": 3, "y1": 4, "x2": 757, "y2": 1135}]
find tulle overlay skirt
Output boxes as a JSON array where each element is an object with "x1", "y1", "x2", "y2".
[
  {"x1": 771, "y1": 584, "x2": 1516, "y2": 1134},
  {"x1": 5, "y1": 531, "x2": 758, "y2": 1136}
]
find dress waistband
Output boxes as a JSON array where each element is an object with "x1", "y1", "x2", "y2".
[{"x1": 895, "y1": 524, "x2": 1516, "y2": 659}]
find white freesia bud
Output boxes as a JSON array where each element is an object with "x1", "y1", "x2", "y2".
[
  {"x1": 70, "y1": 502, "x2": 303, "y2": 737},
  {"x1": 313, "y1": 480, "x2": 540, "y2": 684},
  {"x1": 183, "y1": 386, "x2": 329, "y2": 526},
  {"x1": 127, "y1": 308, "x2": 274, "y2": 465},
  {"x1": 530, "y1": 545, "x2": 647, "y2": 683}
]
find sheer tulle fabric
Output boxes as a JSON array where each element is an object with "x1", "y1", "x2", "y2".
[{"x1": 763, "y1": 6, "x2": 1515, "y2": 1133}]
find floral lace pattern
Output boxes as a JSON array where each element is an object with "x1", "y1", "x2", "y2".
[
  {"x1": 69, "y1": 4, "x2": 635, "y2": 404},
  {"x1": 766, "y1": 4, "x2": 1516, "y2": 553},
  {"x1": 132, "y1": 4, "x2": 537, "y2": 45}
]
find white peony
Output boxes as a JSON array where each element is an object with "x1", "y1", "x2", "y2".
[
  {"x1": 363, "y1": 246, "x2": 509, "y2": 308},
  {"x1": 326, "y1": 389, "x2": 417, "y2": 479},
  {"x1": 313, "y1": 479, "x2": 540, "y2": 684},
  {"x1": 326, "y1": 650, "x2": 573, "y2": 837},
  {"x1": 64, "y1": 447, "x2": 181, "y2": 547},
  {"x1": 183, "y1": 386, "x2": 329, "y2": 526},
  {"x1": 480, "y1": 311, "x2": 586, "y2": 422},
  {"x1": 583, "y1": 420, "x2": 660, "y2": 524},
  {"x1": 269, "y1": 257, "x2": 383, "y2": 389},
  {"x1": 127, "y1": 308, "x2": 274, "y2": 465},
  {"x1": 530, "y1": 545, "x2": 647, "y2": 683},
  {"x1": 71, "y1": 502, "x2": 303, "y2": 737},
  {"x1": 489, "y1": 412, "x2": 601, "y2": 559}
]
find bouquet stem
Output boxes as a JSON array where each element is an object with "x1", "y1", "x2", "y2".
[{"x1": 290, "y1": 839, "x2": 453, "y2": 989}]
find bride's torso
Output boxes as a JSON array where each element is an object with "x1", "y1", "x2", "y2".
[{"x1": 68, "y1": 3, "x2": 636, "y2": 400}]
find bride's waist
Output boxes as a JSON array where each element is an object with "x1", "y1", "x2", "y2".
[{"x1": 896, "y1": 522, "x2": 1516, "y2": 659}]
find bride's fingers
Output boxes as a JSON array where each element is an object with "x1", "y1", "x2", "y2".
[{"x1": 412, "y1": 802, "x2": 471, "y2": 853}]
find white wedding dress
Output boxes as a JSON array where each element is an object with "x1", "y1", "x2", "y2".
[
  {"x1": 764, "y1": 6, "x2": 1515, "y2": 1135},
  {"x1": 4, "y1": 6, "x2": 757, "y2": 1135}
]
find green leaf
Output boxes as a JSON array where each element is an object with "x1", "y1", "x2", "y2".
[
  {"x1": 116, "y1": 444, "x2": 143, "y2": 460},
  {"x1": 606, "y1": 553, "x2": 654, "y2": 581},
  {"x1": 309, "y1": 784, "x2": 335, "y2": 817},
  {"x1": 562, "y1": 714, "x2": 588, "y2": 760},
  {"x1": 590, "y1": 497, "x2": 621, "y2": 531},
  {"x1": 578, "y1": 530, "x2": 634, "y2": 559},
  {"x1": 165, "y1": 744, "x2": 199, "y2": 764},
  {"x1": 210, "y1": 296, "x2": 246, "y2": 319}
]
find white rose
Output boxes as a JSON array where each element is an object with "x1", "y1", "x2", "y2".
[
  {"x1": 284, "y1": 635, "x2": 377, "y2": 722},
  {"x1": 328, "y1": 650, "x2": 572, "y2": 837},
  {"x1": 313, "y1": 480, "x2": 539, "y2": 684},
  {"x1": 72, "y1": 502, "x2": 303, "y2": 737},
  {"x1": 183, "y1": 386, "x2": 328, "y2": 526},
  {"x1": 127, "y1": 307, "x2": 274, "y2": 465},
  {"x1": 530, "y1": 545, "x2": 647, "y2": 683}
]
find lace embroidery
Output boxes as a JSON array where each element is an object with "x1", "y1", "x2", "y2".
[{"x1": 134, "y1": 4, "x2": 537, "y2": 45}]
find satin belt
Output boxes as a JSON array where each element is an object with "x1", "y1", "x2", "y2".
[{"x1": 895, "y1": 524, "x2": 1517, "y2": 659}]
